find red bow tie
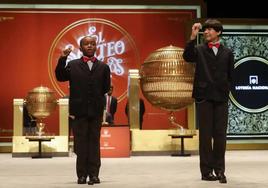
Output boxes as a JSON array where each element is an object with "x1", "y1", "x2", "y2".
[
  {"x1": 208, "y1": 42, "x2": 220, "y2": 49},
  {"x1": 82, "y1": 56, "x2": 96, "y2": 63}
]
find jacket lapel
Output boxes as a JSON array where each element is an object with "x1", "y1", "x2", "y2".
[
  {"x1": 91, "y1": 60, "x2": 100, "y2": 72},
  {"x1": 216, "y1": 45, "x2": 224, "y2": 57}
]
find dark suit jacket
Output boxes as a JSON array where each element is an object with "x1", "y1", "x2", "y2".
[
  {"x1": 23, "y1": 106, "x2": 36, "y2": 127},
  {"x1": 104, "y1": 96, "x2": 117, "y2": 119},
  {"x1": 55, "y1": 56, "x2": 111, "y2": 118},
  {"x1": 183, "y1": 40, "x2": 234, "y2": 102},
  {"x1": 104, "y1": 96, "x2": 117, "y2": 124}
]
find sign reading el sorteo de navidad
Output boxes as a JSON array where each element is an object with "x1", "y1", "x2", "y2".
[{"x1": 48, "y1": 18, "x2": 140, "y2": 102}]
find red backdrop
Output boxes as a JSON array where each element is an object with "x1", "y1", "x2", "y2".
[{"x1": 0, "y1": 8, "x2": 197, "y2": 138}]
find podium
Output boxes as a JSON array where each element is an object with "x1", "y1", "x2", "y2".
[
  {"x1": 12, "y1": 98, "x2": 69, "y2": 157},
  {"x1": 100, "y1": 125, "x2": 130, "y2": 158}
]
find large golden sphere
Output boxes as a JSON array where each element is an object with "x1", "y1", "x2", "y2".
[
  {"x1": 25, "y1": 86, "x2": 57, "y2": 119},
  {"x1": 140, "y1": 45, "x2": 195, "y2": 111}
]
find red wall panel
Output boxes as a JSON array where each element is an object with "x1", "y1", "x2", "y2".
[{"x1": 0, "y1": 8, "x2": 196, "y2": 136}]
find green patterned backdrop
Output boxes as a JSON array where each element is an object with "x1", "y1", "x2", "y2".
[
  {"x1": 222, "y1": 32, "x2": 268, "y2": 137},
  {"x1": 198, "y1": 30, "x2": 268, "y2": 138}
]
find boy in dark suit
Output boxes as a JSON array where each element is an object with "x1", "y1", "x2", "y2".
[
  {"x1": 55, "y1": 36, "x2": 110, "y2": 185},
  {"x1": 183, "y1": 19, "x2": 234, "y2": 184}
]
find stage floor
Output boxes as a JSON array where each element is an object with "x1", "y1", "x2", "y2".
[{"x1": 0, "y1": 150, "x2": 267, "y2": 188}]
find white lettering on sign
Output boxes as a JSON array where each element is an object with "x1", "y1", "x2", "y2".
[
  {"x1": 65, "y1": 26, "x2": 125, "y2": 76},
  {"x1": 235, "y1": 86, "x2": 268, "y2": 90}
]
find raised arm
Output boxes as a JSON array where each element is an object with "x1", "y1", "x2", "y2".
[
  {"x1": 55, "y1": 48, "x2": 72, "y2": 82},
  {"x1": 183, "y1": 23, "x2": 202, "y2": 62}
]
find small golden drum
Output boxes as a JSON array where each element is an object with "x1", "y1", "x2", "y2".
[
  {"x1": 25, "y1": 86, "x2": 57, "y2": 118},
  {"x1": 140, "y1": 45, "x2": 195, "y2": 111},
  {"x1": 25, "y1": 86, "x2": 57, "y2": 136}
]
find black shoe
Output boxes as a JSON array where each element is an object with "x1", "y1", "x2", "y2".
[
  {"x1": 201, "y1": 172, "x2": 218, "y2": 181},
  {"x1": 88, "y1": 176, "x2": 100, "y2": 185},
  {"x1": 216, "y1": 172, "x2": 227, "y2": 183},
  {"x1": 77, "y1": 176, "x2": 87, "y2": 184}
]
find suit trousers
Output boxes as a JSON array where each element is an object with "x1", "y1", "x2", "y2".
[
  {"x1": 71, "y1": 116, "x2": 101, "y2": 178},
  {"x1": 196, "y1": 100, "x2": 228, "y2": 175}
]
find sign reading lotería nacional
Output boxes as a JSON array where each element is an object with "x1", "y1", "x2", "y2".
[{"x1": 229, "y1": 56, "x2": 268, "y2": 113}]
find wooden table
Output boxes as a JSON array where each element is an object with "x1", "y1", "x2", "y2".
[
  {"x1": 168, "y1": 134, "x2": 195, "y2": 157},
  {"x1": 26, "y1": 136, "x2": 55, "y2": 158}
]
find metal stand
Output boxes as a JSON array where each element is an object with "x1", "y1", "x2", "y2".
[
  {"x1": 169, "y1": 134, "x2": 194, "y2": 157},
  {"x1": 26, "y1": 136, "x2": 54, "y2": 158}
]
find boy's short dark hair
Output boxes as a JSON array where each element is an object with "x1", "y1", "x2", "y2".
[{"x1": 202, "y1": 19, "x2": 223, "y2": 33}]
